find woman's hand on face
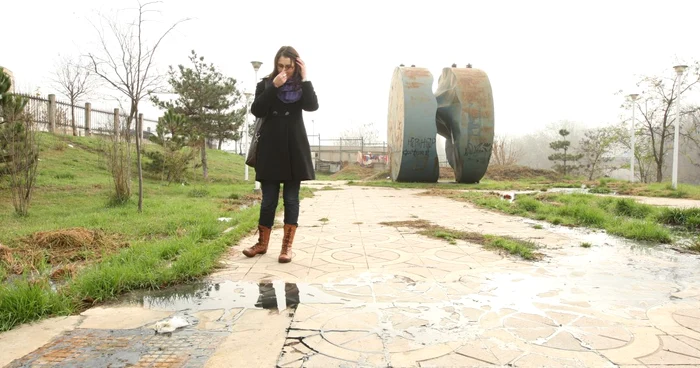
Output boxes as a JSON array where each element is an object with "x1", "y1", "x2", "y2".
[
  {"x1": 296, "y1": 58, "x2": 306, "y2": 81},
  {"x1": 273, "y1": 71, "x2": 287, "y2": 88}
]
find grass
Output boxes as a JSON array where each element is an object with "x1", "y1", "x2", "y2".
[
  {"x1": 596, "y1": 179, "x2": 700, "y2": 200},
  {"x1": 656, "y1": 207, "x2": 700, "y2": 231},
  {"x1": 689, "y1": 237, "x2": 700, "y2": 253},
  {"x1": 320, "y1": 186, "x2": 342, "y2": 191},
  {"x1": 429, "y1": 190, "x2": 700, "y2": 244},
  {"x1": 0, "y1": 132, "x2": 315, "y2": 332},
  {"x1": 345, "y1": 170, "x2": 700, "y2": 200},
  {"x1": 580, "y1": 242, "x2": 592, "y2": 248},
  {"x1": 379, "y1": 220, "x2": 541, "y2": 260}
]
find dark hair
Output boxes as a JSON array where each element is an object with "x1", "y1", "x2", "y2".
[{"x1": 267, "y1": 46, "x2": 301, "y2": 80}]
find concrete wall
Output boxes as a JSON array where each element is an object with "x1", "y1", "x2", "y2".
[{"x1": 311, "y1": 144, "x2": 388, "y2": 163}]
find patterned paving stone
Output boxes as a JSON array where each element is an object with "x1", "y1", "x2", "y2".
[{"x1": 7, "y1": 328, "x2": 227, "y2": 368}]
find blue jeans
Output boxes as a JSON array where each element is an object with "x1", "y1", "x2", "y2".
[{"x1": 259, "y1": 180, "x2": 301, "y2": 228}]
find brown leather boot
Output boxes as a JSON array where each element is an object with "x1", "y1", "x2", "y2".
[
  {"x1": 278, "y1": 224, "x2": 297, "y2": 263},
  {"x1": 242, "y1": 225, "x2": 272, "y2": 257}
]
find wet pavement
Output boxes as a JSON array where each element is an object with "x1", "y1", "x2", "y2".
[{"x1": 2, "y1": 183, "x2": 700, "y2": 367}]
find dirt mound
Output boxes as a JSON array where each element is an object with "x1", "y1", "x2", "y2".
[
  {"x1": 1, "y1": 228, "x2": 127, "y2": 276},
  {"x1": 331, "y1": 164, "x2": 380, "y2": 180},
  {"x1": 366, "y1": 170, "x2": 390, "y2": 181},
  {"x1": 438, "y1": 165, "x2": 559, "y2": 181},
  {"x1": 439, "y1": 167, "x2": 454, "y2": 179},
  {"x1": 484, "y1": 165, "x2": 562, "y2": 181},
  {"x1": 27, "y1": 228, "x2": 107, "y2": 250}
]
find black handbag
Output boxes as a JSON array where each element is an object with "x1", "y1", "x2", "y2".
[{"x1": 245, "y1": 116, "x2": 264, "y2": 168}]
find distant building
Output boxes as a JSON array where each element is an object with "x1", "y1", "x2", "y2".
[{"x1": 0, "y1": 66, "x2": 15, "y2": 92}]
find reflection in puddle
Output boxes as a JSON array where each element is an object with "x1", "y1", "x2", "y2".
[{"x1": 123, "y1": 280, "x2": 350, "y2": 313}]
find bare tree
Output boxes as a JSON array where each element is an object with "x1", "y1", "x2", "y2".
[
  {"x1": 339, "y1": 121, "x2": 380, "y2": 147},
  {"x1": 490, "y1": 134, "x2": 522, "y2": 166},
  {"x1": 680, "y1": 109, "x2": 700, "y2": 183},
  {"x1": 577, "y1": 126, "x2": 619, "y2": 180},
  {"x1": 87, "y1": 1, "x2": 188, "y2": 212},
  {"x1": 52, "y1": 55, "x2": 95, "y2": 136},
  {"x1": 622, "y1": 61, "x2": 700, "y2": 182}
]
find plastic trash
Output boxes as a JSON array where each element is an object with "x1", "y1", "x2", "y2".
[{"x1": 153, "y1": 316, "x2": 189, "y2": 334}]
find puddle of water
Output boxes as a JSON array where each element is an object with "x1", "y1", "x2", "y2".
[
  {"x1": 122, "y1": 280, "x2": 351, "y2": 313},
  {"x1": 546, "y1": 187, "x2": 591, "y2": 194}
]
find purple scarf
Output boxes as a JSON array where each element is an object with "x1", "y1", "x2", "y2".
[{"x1": 277, "y1": 76, "x2": 303, "y2": 103}]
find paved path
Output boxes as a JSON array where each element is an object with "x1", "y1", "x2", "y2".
[{"x1": 2, "y1": 183, "x2": 700, "y2": 367}]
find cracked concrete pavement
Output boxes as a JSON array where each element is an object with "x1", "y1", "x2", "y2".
[{"x1": 2, "y1": 182, "x2": 700, "y2": 367}]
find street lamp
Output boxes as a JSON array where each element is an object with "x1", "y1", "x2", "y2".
[
  {"x1": 628, "y1": 93, "x2": 639, "y2": 182},
  {"x1": 251, "y1": 61, "x2": 263, "y2": 192},
  {"x1": 671, "y1": 64, "x2": 688, "y2": 189},
  {"x1": 244, "y1": 92, "x2": 252, "y2": 182}
]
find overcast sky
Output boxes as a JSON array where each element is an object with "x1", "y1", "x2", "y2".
[{"x1": 3, "y1": 0, "x2": 699, "y2": 145}]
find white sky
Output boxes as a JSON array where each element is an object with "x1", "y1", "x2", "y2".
[{"x1": 3, "y1": 0, "x2": 699, "y2": 144}]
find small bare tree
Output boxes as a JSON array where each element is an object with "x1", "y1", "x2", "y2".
[
  {"x1": 87, "y1": 1, "x2": 188, "y2": 211},
  {"x1": 490, "y1": 134, "x2": 522, "y2": 166},
  {"x1": 52, "y1": 55, "x2": 95, "y2": 136}
]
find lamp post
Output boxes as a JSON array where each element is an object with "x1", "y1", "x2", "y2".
[
  {"x1": 244, "y1": 92, "x2": 252, "y2": 182},
  {"x1": 672, "y1": 64, "x2": 688, "y2": 189},
  {"x1": 251, "y1": 61, "x2": 263, "y2": 192},
  {"x1": 628, "y1": 93, "x2": 639, "y2": 182}
]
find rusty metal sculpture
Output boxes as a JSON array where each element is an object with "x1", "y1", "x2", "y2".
[
  {"x1": 435, "y1": 67, "x2": 495, "y2": 183},
  {"x1": 387, "y1": 65, "x2": 494, "y2": 183}
]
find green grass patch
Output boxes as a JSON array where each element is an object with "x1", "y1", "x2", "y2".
[
  {"x1": 580, "y1": 242, "x2": 592, "y2": 248},
  {"x1": 606, "y1": 219, "x2": 671, "y2": 243},
  {"x1": 0, "y1": 278, "x2": 74, "y2": 332},
  {"x1": 656, "y1": 207, "x2": 700, "y2": 231},
  {"x1": 440, "y1": 191, "x2": 675, "y2": 244},
  {"x1": 188, "y1": 188, "x2": 210, "y2": 198},
  {"x1": 595, "y1": 179, "x2": 700, "y2": 200},
  {"x1": 379, "y1": 220, "x2": 541, "y2": 260}
]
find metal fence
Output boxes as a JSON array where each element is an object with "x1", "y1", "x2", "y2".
[
  {"x1": 306, "y1": 134, "x2": 389, "y2": 173},
  {"x1": 9, "y1": 92, "x2": 158, "y2": 139},
  {"x1": 17, "y1": 94, "x2": 49, "y2": 128}
]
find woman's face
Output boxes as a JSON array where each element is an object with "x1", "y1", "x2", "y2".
[{"x1": 277, "y1": 56, "x2": 296, "y2": 78}]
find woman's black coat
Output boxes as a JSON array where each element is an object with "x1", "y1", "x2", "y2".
[{"x1": 250, "y1": 77, "x2": 319, "y2": 182}]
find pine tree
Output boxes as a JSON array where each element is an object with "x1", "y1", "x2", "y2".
[
  {"x1": 548, "y1": 129, "x2": 583, "y2": 176},
  {"x1": 151, "y1": 50, "x2": 245, "y2": 179}
]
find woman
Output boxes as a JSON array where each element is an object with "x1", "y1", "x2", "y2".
[{"x1": 242, "y1": 46, "x2": 319, "y2": 263}]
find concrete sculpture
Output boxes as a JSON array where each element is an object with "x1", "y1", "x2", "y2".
[{"x1": 387, "y1": 65, "x2": 494, "y2": 183}]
